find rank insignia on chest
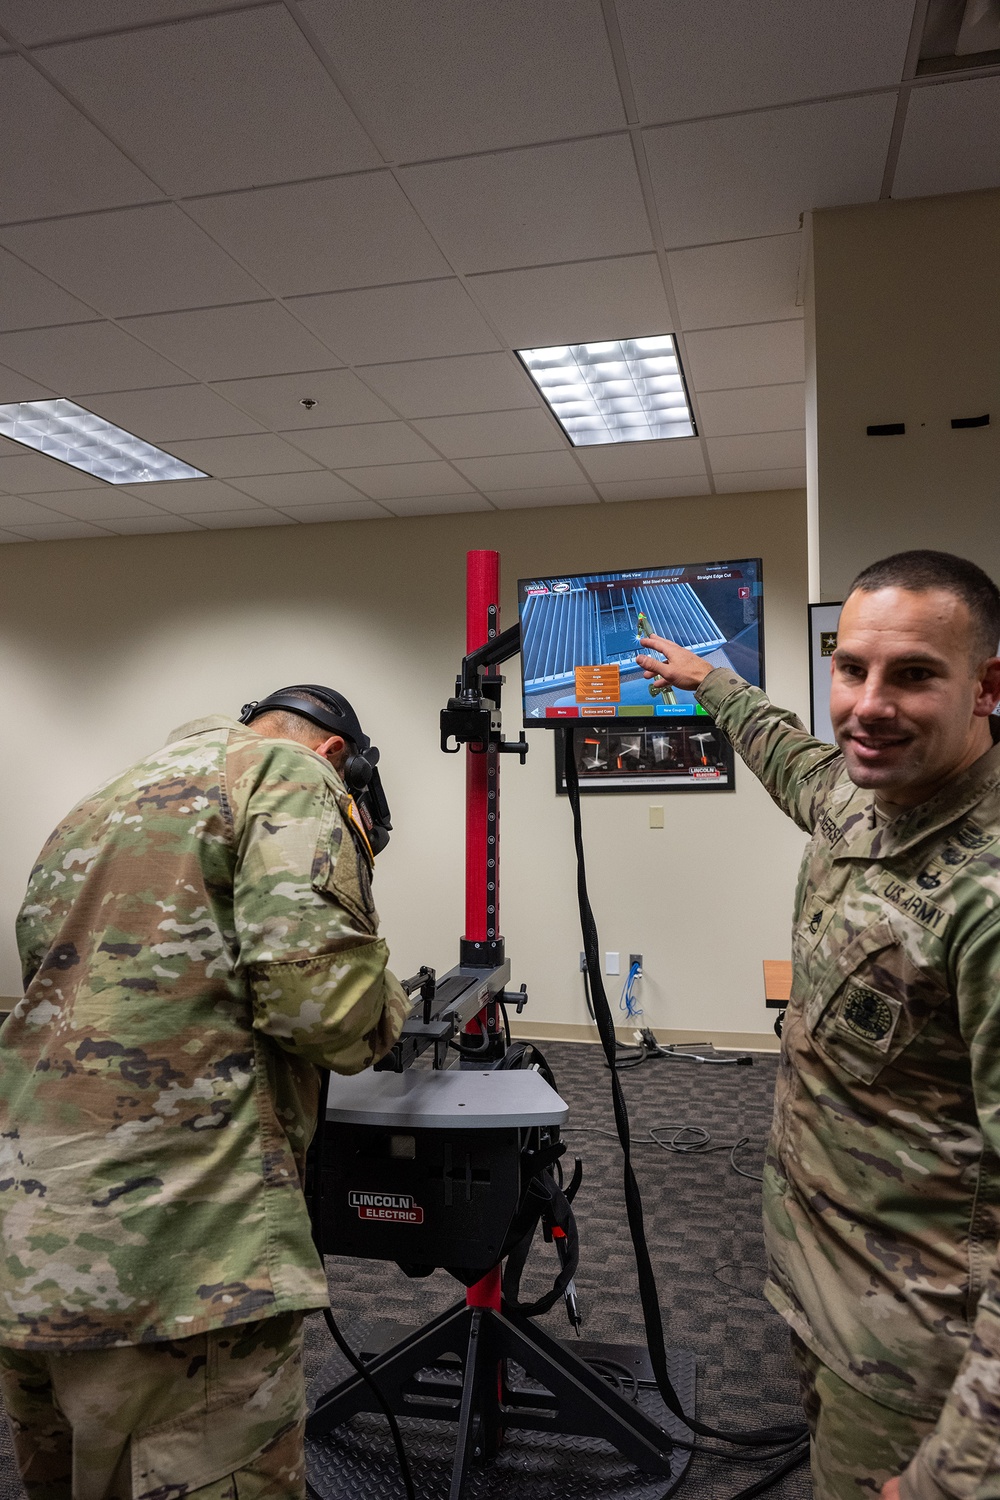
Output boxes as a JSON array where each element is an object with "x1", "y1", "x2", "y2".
[{"x1": 840, "y1": 984, "x2": 896, "y2": 1043}]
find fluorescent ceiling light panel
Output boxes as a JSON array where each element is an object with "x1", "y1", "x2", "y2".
[
  {"x1": 0, "y1": 399, "x2": 207, "y2": 484},
  {"x1": 516, "y1": 336, "x2": 696, "y2": 446}
]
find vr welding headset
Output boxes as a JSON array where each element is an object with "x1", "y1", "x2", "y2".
[{"x1": 239, "y1": 684, "x2": 392, "y2": 855}]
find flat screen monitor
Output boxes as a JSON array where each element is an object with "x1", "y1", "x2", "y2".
[{"x1": 518, "y1": 559, "x2": 763, "y2": 726}]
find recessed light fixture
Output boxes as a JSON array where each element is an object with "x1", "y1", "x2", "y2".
[
  {"x1": 516, "y1": 336, "x2": 696, "y2": 446},
  {"x1": 0, "y1": 399, "x2": 207, "y2": 484}
]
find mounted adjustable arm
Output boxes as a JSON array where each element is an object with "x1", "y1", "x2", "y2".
[{"x1": 440, "y1": 622, "x2": 528, "y2": 762}]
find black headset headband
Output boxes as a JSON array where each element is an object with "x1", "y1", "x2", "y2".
[{"x1": 240, "y1": 685, "x2": 371, "y2": 753}]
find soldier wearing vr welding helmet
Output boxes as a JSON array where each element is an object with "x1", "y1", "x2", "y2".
[
  {"x1": 638, "y1": 551, "x2": 1000, "y2": 1500},
  {"x1": 0, "y1": 685, "x2": 410, "y2": 1499}
]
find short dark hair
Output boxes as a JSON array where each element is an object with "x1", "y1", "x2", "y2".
[{"x1": 848, "y1": 550, "x2": 1000, "y2": 662}]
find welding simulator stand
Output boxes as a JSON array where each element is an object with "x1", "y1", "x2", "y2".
[{"x1": 304, "y1": 551, "x2": 694, "y2": 1499}]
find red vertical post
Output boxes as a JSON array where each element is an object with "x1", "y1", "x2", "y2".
[
  {"x1": 464, "y1": 552, "x2": 505, "y2": 1320},
  {"x1": 463, "y1": 549, "x2": 501, "y2": 963}
]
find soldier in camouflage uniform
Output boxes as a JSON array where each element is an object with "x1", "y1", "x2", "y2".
[
  {"x1": 638, "y1": 552, "x2": 1000, "y2": 1500},
  {"x1": 0, "y1": 685, "x2": 411, "y2": 1498}
]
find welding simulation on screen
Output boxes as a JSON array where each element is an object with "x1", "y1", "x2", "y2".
[
  {"x1": 519, "y1": 559, "x2": 762, "y2": 791},
  {"x1": 518, "y1": 558, "x2": 764, "y2": 722}
]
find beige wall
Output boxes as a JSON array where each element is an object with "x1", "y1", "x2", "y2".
[
  {"x1": 0, "y1": 489, "x2": 808, "y2": 1043},
  {"x1": 810, "y1": 187, "x2": 1000, "y2": 601}
]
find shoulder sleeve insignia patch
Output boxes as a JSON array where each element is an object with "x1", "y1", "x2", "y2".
[{"x1": 840, "y1": 984, "x2": 896, "y2": 1044}]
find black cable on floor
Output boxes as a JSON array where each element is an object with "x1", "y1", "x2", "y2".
[
  {"x1": 563, "y1": 1124, "x2": 765, "y2": 1182},
  {"x1": 563, "y1": 736, "x2": 808, "y2": 1490}
]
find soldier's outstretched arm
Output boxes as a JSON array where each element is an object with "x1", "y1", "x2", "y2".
[
  {"x1": 896, "y1": 923, "x2": 1000, "y2": 1500},
  {"x1": 230, "y1": 745, "x2": 410, "y2": 1075},
  {"x1": 638, "y1": 634, "x2": 842, "y2": 834}
]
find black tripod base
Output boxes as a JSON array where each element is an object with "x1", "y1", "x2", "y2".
[{"x1": 305, "y1": 1302, "x2": 695, "y2": 1500}]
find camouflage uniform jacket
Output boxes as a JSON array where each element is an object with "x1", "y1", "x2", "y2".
[
  {"x1": 696, "y1": 669, "x2": 1000, "y2": 1500},
  {"x1": 0, "y1": 715, "x2": 409, "y2": 1351}
]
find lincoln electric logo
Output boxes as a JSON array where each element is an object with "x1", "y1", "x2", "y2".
[{"x1": 349, "y1": 1191, "x2": 424, "y2": 1225}]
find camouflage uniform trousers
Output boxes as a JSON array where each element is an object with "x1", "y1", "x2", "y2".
[
  {"x1": 0, "y1": 1312, "x2": 306, "y2": 1500},
  {"x1": 791, "y1": 1334, "x2": 939, "y2": 1500}
]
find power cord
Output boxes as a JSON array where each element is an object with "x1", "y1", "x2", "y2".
[
  {"x1": 564, "y1": 1123, "x2": 764, "y2": 1182},
  {"x1": 563, "y1": 739, "x2": 808, "y2": 1494}
]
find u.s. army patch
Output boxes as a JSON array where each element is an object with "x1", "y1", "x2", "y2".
[
  {"x1": 877, "y1": 874, "x2": 949, "y2": 936},
  {"x1": 838, "y1": 983, "x2": 899, "y2": 1051}
]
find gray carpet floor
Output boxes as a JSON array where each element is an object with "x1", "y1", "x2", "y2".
[{"x1": 0, "y1": 1040, "x2": 812, "y2": 1498}]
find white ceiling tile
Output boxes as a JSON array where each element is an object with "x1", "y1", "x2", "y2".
[
  {"x1": 0, "y1": 362, "x2": 57, "y2": 402},
  {"x1": 286, "y1": 423, "x2": 437, "y2": 468},
  {"x1": 486, "y1": 485, "x2": 598, "y2": 509},
  {"x1": 646, "y1": 95, "x2": 896, "y2": 248},
  {"x1": 575, "y1": 438, "x2": 706, "y2": 482},
  {"x1": 277, "y1": 501, "x2": 392, "y2": 523},
  {"x1": 361, "y1": 354, "x2": 537, "y2": 417},
  {"x1": 6, "y1": 519, "x2": 114, "y2": 540},
  {"x1": 0, "y1": 322, "x2": 191, "y2": 394},
  {"x1": 121, "y1": 478, "x2": 264, "y2": 514},
  {"x1": 84, "y1": 385, "x2": 263, "y2": 442},
  {"x1": 712, "y1": 467, "x2": 807, "y2": 493},
  {"x1": 468, "y1": 256, "x2": 670, "y2": 348},
  {"x1": 193, "y1": 509, "x2": 295, "y2": 529},
  {"x1": 212, "y1": 370, "x2": 395, "y2": 432},
  {"x1": 0, "y1": 495, "x2": 75, "y2": 525},
  {"x1": 685, "y1": 322, "x2": 805, "y2": 391},
  {"x1": 338, "y1": 462, "x2": 474, "y2": 500},
  {"x1": 380, "y1": 494, "x2": 493, "y2": 517},
  {"x1": 0, "y1": 1, "x2": 251, "y2": 45},
  {"x1": 698, "y1": 384, "x2": 805, "y2": 437},
  {"x1": 707, "y1": 431, "x2": 806, "y2": 472},
  {"x1": 0, "y1": 246, "x2": 98, "y2": 332},
  {"x1": 187, "y1": 176, "x2": 451, "y2": 297},
  {"x1": 616, "y1": 0, "x2": 913, "y2": 123},
  {"x1": 598, "y1": 477, "x2": 712, "y2": 501},
  {"x1": 400, "y1": 138, "x2": 652, "y2": 274},
  {"x1": 299, "y1": 0, "x2": 623, "y2": 159},
  {"x1": 42, "y1": 9, "x2": 381, "y2": 197},
  {"x1": 101, "y1": 515, "x2": 204, "y2": 534},
  {"x1": 289, "y1": 280, "x2": 501, "y2": 365},
  {"x1": 411, "y1": 410, "x2": 562, "y2": 459},
  {"x1": 120, "y1": 303, "x2": 338, "y2": 383},
  {"x1": 18, "y1": 488, "x2": 167, "y2": 520},
  {"x1": 0, "y1": 454, "x2": 102, "y2": 493},
  {"x1": 1, "y1": 205, "x2": 261, "y2": 318},
  {"x1": 229, "y1": 472, "x2": 367, "y2": 506},
  {"x1": 0, "y1": 56, "x2": 159, "y2": 222},
  {"x1": 893, "y1": 78, "x2": 1000, "y2": 199},
  {"x1": 669, "y1": 236, "x2": 803, "y2": 330},
  {"x1": 453, "y1": 451, "x2": 584, "y2": 490},
  {"x1": 163, "y1": 434, "x2": 320, "y2": 478}
]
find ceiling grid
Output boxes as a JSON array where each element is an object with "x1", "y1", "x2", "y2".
[{"x1": 0, "y1": 0, "x2": 991, "y2": 540}]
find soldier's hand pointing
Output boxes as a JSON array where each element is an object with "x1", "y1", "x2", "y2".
[{"x1": 636, "y1": 635, "x2": 715, "y2": 692}]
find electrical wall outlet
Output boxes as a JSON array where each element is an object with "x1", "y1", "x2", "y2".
[
  {"x1": 630, "y1": 953, "x2": 643, "y2": 974},
  {"x1": 605, "y1": 952, "x2": 620, "y2": 976}
]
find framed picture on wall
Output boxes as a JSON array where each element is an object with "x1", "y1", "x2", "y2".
[
  {"x1": 808, "y1": 602, "x2": 842, "y2": 742},
  {"x1": 554, "y1": 722, "x2": 736, "y2": 794}
]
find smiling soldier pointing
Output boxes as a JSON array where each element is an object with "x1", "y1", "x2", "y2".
[{"x1": 638, "y1": 551, "x2": 1000, "y2": 1500}]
